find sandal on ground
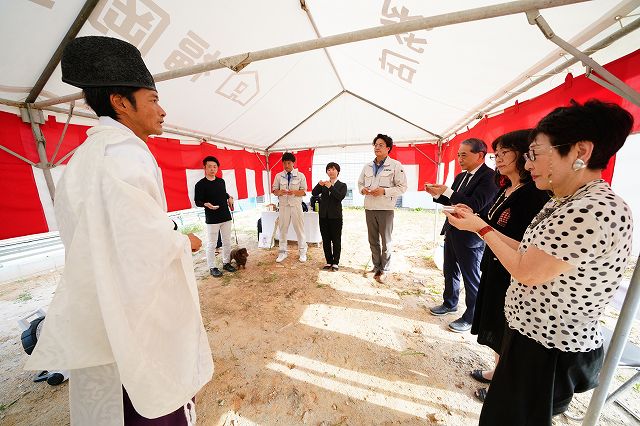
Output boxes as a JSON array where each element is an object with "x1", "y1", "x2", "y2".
[
  {"x1": 470, "y1": 369, "x2": 492, "y2": 384},
  {"x1": 475, "y1": 387, "x2": 488, "y2": 402}
]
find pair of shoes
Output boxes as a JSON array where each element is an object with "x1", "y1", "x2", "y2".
[
  {"x1": 475, "y1": 387, "x2": 488, "y2": 402},
  {"x1": 322, "y1": 264, "x2": 332, "y2": 270},
  {"x1": 331, "y1": 264, "x2": 339, "y2": 271},
  {"x1": 448, "y1": 318, "x2": 472, "y2": 333},
  {"x1": 429, "y1": 304, "x2": 458, "y2": 316},
  {"x1": 276, "y1": 252, "x2": 288, "y2": 263},
  {"x1": 470, "y1": 369, "x2": 492, "y2": 384},
  {"x1": 299, "y1": 253, "x2": 307, "y2": 262},
  {"x1": 223, "y1": 263, "x2": 237, "y2": 273},
  {"x1": 374, "y1": 271, "x2": 386, "y2": 283},
  {"x1": 210, "y1": 267, "x2": 223, "y2": 277}
]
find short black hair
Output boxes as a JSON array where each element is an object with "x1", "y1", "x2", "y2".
[
  {"x1": 282, "y1": 152, "x2": 296, "y2": 163},
  {"x1": 531, "y1": 99, "x2": 634, "y2": 170},
  {"x1": 202, "y1": 156, "x2": 219, "y2": 167},
  {"x1": 491, "y1": 129, "x2": 532, "y2": 186},
  {"x1": 326, "y1": 162, "x2": 340, "y2": 173},
  {"x1": 373, "y1": 134, "x2": 393, "y2": 152},
  {"x1": 83, "y1": 86, "x2": 139, "y2": 120},
  {"x1": 461, "y1": 138, "x2": 488, "y2": 156}
]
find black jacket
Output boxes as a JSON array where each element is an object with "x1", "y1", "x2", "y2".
[
  {"x1": 312, "y1": 180, "x2": 347, "y2": 219},
  {"x1": 434, "y1": 163, "x2": 498, "y2": 247}
]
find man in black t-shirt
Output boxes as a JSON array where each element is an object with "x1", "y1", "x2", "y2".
[{"x1": 194, "y1": 156, "x2": 237, "y2": 277}]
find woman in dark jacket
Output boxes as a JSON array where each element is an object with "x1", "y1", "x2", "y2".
[
  {"x1": 312, "y1": 162, "x2": 348, "y2": 271},
  {"x1": 469, "y1": 130, "x2": 549, "y2": 401}
]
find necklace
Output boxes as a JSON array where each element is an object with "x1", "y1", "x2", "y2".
[
  {"x1": 487, "y1": 183, "x2": 523, "y2": 221},
  {"x1": 527, "y1": 179, "x2": 603, "y2": 230}
]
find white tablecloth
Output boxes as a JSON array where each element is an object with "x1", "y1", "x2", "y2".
[{"x1": 259, "y1": 211, "x2": 321, "y2": 247}]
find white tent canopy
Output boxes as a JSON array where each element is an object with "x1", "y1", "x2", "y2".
[
  {"x1": 1, "y1": 0, "x2": 639, "y2": 151},
  {"x1": 1, "y1": 2, "x2": 640, "y2": 425}
]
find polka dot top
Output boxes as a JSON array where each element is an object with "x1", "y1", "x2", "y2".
[{"x1": 504, "y1": 179, "x2": 633, "y2": 352}]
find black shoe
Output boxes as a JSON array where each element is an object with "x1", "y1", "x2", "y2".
[
  {"x1": 475, "y1": 387, "x2": 488, "y2": 402},
  {"x1": 471, "y1": 369, "x2": 492, "y2": 384},
  {"x1": 429, "y1": 304, "x2": 458, "y2": 316},
  {"x1": 223, "y1": 263, "x2": 237, "y2": 273},
  {"x1": 210, "y1": 268, "x2": 223, "y2": 277},
  {"x1": 448, "y1": 318, "x2": 472, "y2": 333}
]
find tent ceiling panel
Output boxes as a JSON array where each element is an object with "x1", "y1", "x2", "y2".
[
  {"x1": 501, "y1": 14, "x2": 640, "y2": 106},
  {"x1": 272, "y1": 92, "x2": 436, "y2": 151},
  {"x1": 1, "y1": 0, "x2": 639, "y2": 151},
  {"x1": 0, "y1": 0, "x2": 87, "y2": 100},
  {"x1": 311, "y1": 0, "x2": 640, "y2": 135},
  {"x1": 160, "y1": 51, "x2": 343, "y2": 147}
]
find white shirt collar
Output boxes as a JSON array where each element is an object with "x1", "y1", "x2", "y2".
[
  {"x1": 98, "y1": 116, "x2": 140, "y2": 140},
  {"x1": 466, "y1": 163, "x2": 483, "y2": 176}
]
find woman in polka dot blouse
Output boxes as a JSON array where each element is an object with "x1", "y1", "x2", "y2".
[{"x1": 445, "y1": 99, "x2": 634, "y2": 426}]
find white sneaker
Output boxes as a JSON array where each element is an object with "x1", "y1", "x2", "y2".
[
  {"x1": 299, "y1": 253, "x2": 307, "y2": 262},
  {"x1": 276, "y1": 252, "x2": 288, "y2": 263}
]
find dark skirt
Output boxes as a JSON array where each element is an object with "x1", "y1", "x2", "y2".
[
  {"x1": 479, "y1": 327, "x2": 603, "y2": 426},
  {"x1": 123, "y1": 387, "x2": 192, "y2": 425},
  {"x1": 471, "y1": 250, "x2": 510, "y2": 354}
]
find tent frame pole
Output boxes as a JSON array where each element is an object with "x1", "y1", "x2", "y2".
[
  {"x1": 32, "y1": 0, "x2": 589, "y2": 109},
  {"x1": 582, "y1": 257, "x2": 640, "y2": 425},
  {"x1": 22, "y1": 106, "x2": 55, "y2": 201},
  {"x1": 49, "y1": 101, "x2": 74, "y2": 165},
  {"x1": 433, "y1": 140, "x2": 444, "y2": 243},
  {"x1": 300, "y1": 0, "x2": 346, "y2": 91},
  {"x1": 528, "y1": 9, "x2": 640, "y2": 106},
  {"x1": 265, "y1": 153, "x2": 271, "y2": 204},
  {"x1": 269, "y1": 139, "x2": 438, "y2": 153},
  {"x1": 347, "y1": 90, "x2": 442, "y2": 139},
  {"x1": 441, "y1": 0, "x2": 640, "y2": 140},
  {"x1": 0, "y1": 144, "x2": 38, "y2": 167},
  {"x1": 267, "y1": 91, "x2": 345, "y2": 151},
  {"x1": 25, "y1": 0, "x2": 100, "y2": 103}
]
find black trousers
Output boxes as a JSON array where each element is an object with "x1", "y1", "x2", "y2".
[
  {"x1": 319, "y1": 217, "x2": 343, "y2": 264},
  {"x1": 479, "y1": 327, "x2": 603, "y2": 426}
]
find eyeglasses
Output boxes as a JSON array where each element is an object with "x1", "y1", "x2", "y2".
[
  {"x1": 373, "y1": 143, "x2": 387, "y2": 149},
  {"x1": 524, "y1": 143, "x2": 574, "y2": 162},
  {"x1": 488, "y1": 150, "x2": 514, "y2": 161}
]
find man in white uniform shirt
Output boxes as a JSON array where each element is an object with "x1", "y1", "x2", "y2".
[
  {"x1": 272, "y1": 152, "x2": 308, "y2": 262},
  {"x1": 25, "y1": 36, "x2": 213, "y2": 425}
]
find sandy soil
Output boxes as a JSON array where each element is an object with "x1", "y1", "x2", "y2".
[{"x1": 1, "y1": 209, "x2": 638, "y2": 425}]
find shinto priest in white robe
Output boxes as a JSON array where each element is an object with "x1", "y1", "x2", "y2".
[{"x1": 26, "y1": 116, "x2": 214, "y2": 424}]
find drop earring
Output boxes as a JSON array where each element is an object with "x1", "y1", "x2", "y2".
[{"x1": 572, "y1": 158, "x2": 586, "y2": 171}]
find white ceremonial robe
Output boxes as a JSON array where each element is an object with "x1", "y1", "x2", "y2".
[{"x1": 26, "y1": 118, "x2": 213, "y2": 424}]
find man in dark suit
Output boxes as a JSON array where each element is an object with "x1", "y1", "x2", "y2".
[
  {"x1": 425, "y1": 138, "x2": 498, "y2": 332},
  {"x1": 312, "y1": 162, "x2": 348, "y2": 271}
]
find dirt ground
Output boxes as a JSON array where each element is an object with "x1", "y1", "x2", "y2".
[{"x1": 1, "y1": 208, "x2": 639, "y2": 425}]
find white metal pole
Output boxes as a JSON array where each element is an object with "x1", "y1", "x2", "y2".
[
  {"x1": 582, "y1": 258, "x2": 640, "y2": 425},
  {"x1": 32, "y1": 0, "x2": 589, "y2": 109}
]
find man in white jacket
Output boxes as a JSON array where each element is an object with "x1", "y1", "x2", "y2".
[
  {"x1": 25, "y1": 36, "x2": 213, "y2": 425},
  {"x1": 358, "y1": 134, "x2": 407, "y2": 282}
]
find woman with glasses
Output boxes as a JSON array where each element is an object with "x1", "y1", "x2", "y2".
[
  {"x1": 467, "y1": 130, "x2": 549, "y2": 402},
  {"x1": 445, "y1": 99, "x2": 634, "y2": 425}
]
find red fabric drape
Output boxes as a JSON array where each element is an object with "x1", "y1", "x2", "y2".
[
  {"x1": 445, "y1": 49, "x2": 640, "y2": 183},
  {"x1": 147, "y1": 138, "x2": 267, "y2": 211},
  {"x1": 268, "y1": 149, "x2": 314, "y2": 191},
  {"x1": 0, "y1": 113, "x2": 48, "y2": 239},
  {"x1": 0, "y1": 111, "x2": 268, "y2": 238},
  {"x1": 389, "y1": 144, "x2": 439, "y2": 188}
]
